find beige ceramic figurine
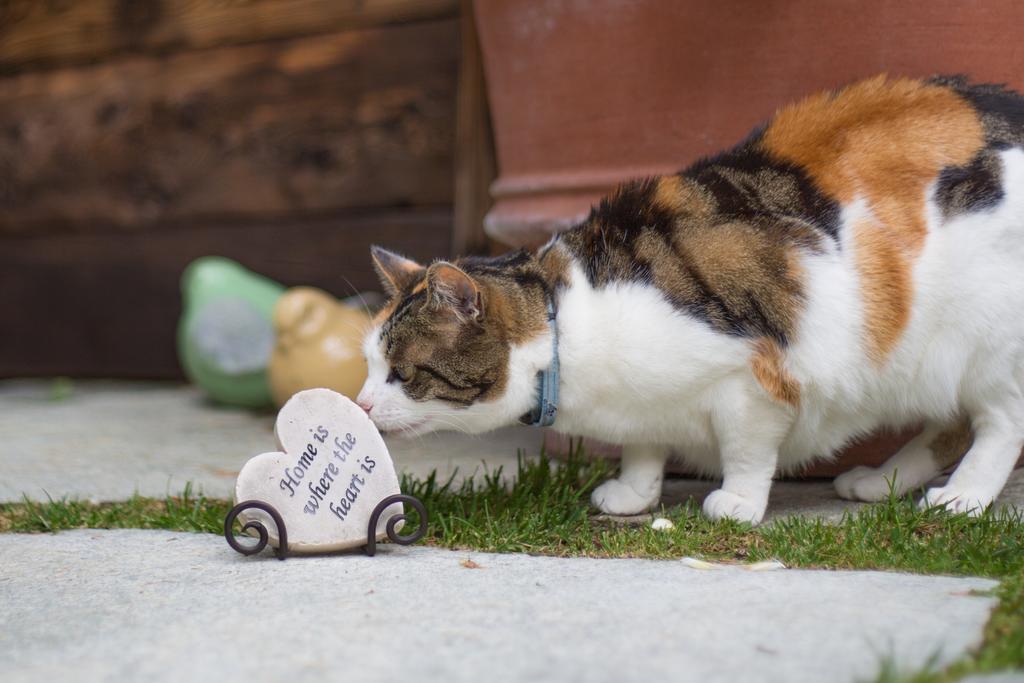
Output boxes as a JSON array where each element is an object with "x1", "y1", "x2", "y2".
[{"x1": 268, "y1": 287, "x2": 371, "y2": 407}]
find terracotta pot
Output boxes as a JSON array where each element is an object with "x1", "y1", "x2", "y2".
[
  {"x1": 475, "y1": 0, "x2": 1024, "y2": 248},
  {"x1": 475, "y1": 0, "x2": 1024, "y2": 477}
]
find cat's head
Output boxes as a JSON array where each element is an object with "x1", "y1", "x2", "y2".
[{"x1": 356, "y1": 246, "x2": 553, "y2": 436}]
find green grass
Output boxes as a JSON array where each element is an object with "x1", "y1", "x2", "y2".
[
  {"x1": 0, "y1": 482, "x2": 228, "y2": 535},
  {"x1": 1, "y1": 451, "x2": 1021, "y2": 680}
]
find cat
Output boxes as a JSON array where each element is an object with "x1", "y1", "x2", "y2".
[{"x1": 356, "y1": 74, "x2": 1024, "y2": 524}]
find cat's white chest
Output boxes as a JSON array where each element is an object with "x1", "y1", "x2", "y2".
[{"x1": 553, "y1": 266, "x2": 747, "y2": 452}]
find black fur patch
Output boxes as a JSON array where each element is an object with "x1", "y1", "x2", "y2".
[
  {"x1": 460, "y1": 250, "x2": 552, "y2": 297},
  {"x1": 589, "y1": 177, "x2": 679, "y2": 240},
  {"x1": 929, "y1": 75, "x2": 1024, "y2": 148},
  {"x1": 555, "y1": 179, "x2": 680, "y2": 291},
  {"x1": 684, "y1": 135, "x2": 841, "y2": 240},
  {"x1": 935, "y1": 151, "x2": 1005, "y2": 218},
  {"x1": 926, "y1": 76, "x2": 1021, "y2": 219}
]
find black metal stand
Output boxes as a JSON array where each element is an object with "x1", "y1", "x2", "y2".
[
  {"x1": 363, "y1": 494, "x2": 428, "y2": 557},
  {"x1": 223, "y1": 494, "x2": 427, "y2": 560},
  {"x1": 224, "y1": 500, "x2": 289, "y2": 560}
]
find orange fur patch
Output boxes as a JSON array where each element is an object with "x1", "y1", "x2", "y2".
[
  {"x1": 761, "y1": 76, "x2": 984, "y2": 251},
  {"x1": 852, "y1": 219, "x2": 913, "y2": 363},
  {"x1": 654, "y1": 175, "x2": 684, "y2": 212},
  {"x1": 762, "y1": 76, "x2": 984, "y2": 362},
  {"x1": 750, "y1": 338, "x2": 801, "y2": 407},
  {"x1": 654, "y1": 175, "x2": 715, "y2": 217}
]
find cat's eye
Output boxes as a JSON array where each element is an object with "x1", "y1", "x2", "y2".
[{"x1": 389, "y1": 366, "x2": 414, "y2": 383}]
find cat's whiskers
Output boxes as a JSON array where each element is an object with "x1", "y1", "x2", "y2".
[
  {"x1": 418, "y1": 411, "x2": 475, "y2": 434},
  {"x1": 336, "y1": 274, "x2": 374, "y2": 319}
]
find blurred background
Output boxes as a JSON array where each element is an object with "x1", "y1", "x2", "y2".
[{"x1": 2, "y1": 0, "x2": 1023, "y2": 384}]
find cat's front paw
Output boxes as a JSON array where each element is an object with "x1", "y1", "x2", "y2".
[
  {"x1": 920, "y1": 485, "x2": 992, "y2": 516},
  {"x1": 591, "y1": 478, "x2": 660, "y2": 515},
  {"x1": 702, "y1": 489, "x2": 766, "y2": 525},
  {"x1": 834, "y1": 466, "x2": 892, "y2": 502}
]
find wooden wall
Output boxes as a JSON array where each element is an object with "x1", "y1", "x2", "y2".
[{"x1": 0, "y1": 0, "x2": 461, "y2": 378}]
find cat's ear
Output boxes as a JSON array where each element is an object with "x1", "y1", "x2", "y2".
[
  {"x1": 426, "y1": 262, "x2": 483, "y2": 322},
  {"x1": 370, "y1": 246, "x2": 424, "y2": 297}
]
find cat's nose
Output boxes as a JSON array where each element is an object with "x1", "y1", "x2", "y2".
[{"x1": 357, "y1": 398, "x2": 373, "y2": 414}]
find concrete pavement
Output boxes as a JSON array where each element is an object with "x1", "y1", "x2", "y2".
[{"x1": 0, "y1": 530, "x2": 1001, "y2": 683}]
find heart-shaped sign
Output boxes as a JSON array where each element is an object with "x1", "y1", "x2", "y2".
[{"x1": 234, "y1": 388, "x2": 403, "y2": 553}]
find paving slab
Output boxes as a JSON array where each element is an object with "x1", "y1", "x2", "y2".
[
  {"x1": 0, "y1": 530, "x2": 999, "y2": 683},
  {"x1": 0, "y1": 380, "x2": 542, "y2": 503},
  {"x1": 661, "y1": 469, "x2": 1024, "y2": 524}
]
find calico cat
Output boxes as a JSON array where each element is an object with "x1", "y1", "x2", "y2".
[{"x1": 356, "y1": 75, "x2": 1024, "y2": 524}]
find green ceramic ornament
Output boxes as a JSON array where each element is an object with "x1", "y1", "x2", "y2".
[{"x1": 178, "y1": 256, "x2": 285, "y2": 407}]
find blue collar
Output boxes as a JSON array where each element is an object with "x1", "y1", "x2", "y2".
[{"x1": 520, "y1": 295, "x2": 559, "y2": 427}]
